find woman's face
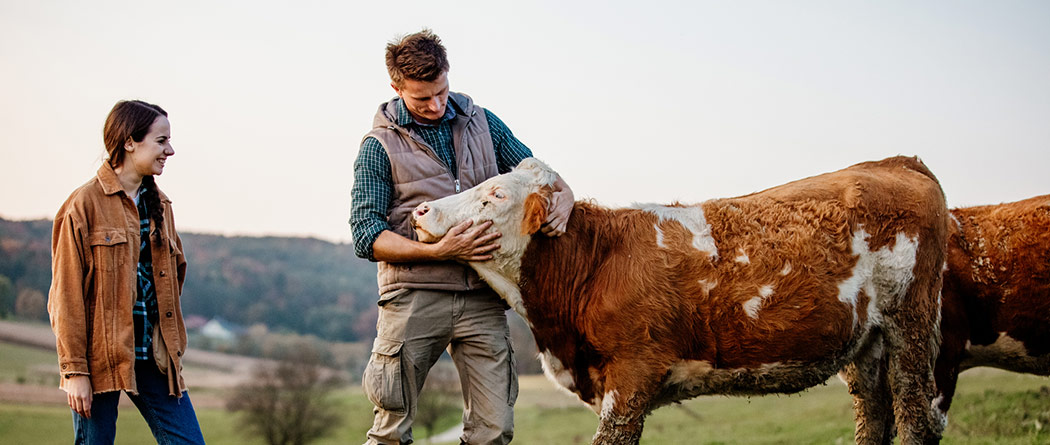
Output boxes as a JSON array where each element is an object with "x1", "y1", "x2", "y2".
[{"x1": 125, "y1": 116, "x2": 174, "y2": 177}]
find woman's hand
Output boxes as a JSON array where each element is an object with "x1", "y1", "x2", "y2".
[{"x1": 66, "y1": 375, "x2": 93, "y2": 418}]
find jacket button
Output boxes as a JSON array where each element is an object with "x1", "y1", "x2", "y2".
[{"x1": 166, "y1": 311, "x2": 173, "y2": 317}]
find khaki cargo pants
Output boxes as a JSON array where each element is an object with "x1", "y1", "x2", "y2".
[{"x1": 363, "y1": 288, "x2": 518, "y2": 444}]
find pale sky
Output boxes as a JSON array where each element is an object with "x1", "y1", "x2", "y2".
[{"x1": 2, "y1": 1, "x2": 1048, "y2": 244}]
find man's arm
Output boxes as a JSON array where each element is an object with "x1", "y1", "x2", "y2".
[
  {"x1": 372, "y1": 220, "x2": 501, "y2": 262},
  {"x1": 486, "y1": 109, "x2": 574, "y2": 237},
  {"x1": 351, "y1": 137, "x2": 500, "y2": 262}
]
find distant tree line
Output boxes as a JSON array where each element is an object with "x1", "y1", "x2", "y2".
[
  {"x1": 0, "y1": 217, "x2": 545, "y2": 375},
  {"x1": 0, "y1": 217, "x2": 380, "y2": 342}
]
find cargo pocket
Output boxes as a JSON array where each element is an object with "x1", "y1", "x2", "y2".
[
  {"x1": 506, "y1": 334, "x2": 519, "y2": 406},
  {"x1": 363, "y1": 336, "x2": 406, "y2": 412}
]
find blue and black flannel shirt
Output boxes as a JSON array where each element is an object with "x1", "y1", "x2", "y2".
[{"x1": 133, "y1": 187, "x2": 159, "y2": 361}]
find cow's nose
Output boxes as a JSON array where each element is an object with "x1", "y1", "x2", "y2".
[{"x1": 414, "y1": 204, "x2": 430, "y2": 218}]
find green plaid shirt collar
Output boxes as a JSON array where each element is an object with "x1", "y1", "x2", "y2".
[{"x1": 393, "y1": 95, "x2": 461, "y2": 128}]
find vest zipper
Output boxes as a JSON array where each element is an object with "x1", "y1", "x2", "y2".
[{"x1": 391, "y1": 117, "x2": 468, "y2": 194}]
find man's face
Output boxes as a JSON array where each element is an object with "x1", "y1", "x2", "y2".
[{"x1": 393, "y1": 71, "x2": 449, "y2": 125}]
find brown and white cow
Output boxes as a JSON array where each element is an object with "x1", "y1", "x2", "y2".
[
  {"x1": 849, "y1": 195, "x2": 1050, "y2": 440},
  {"x1": 413, "y1": 157, "x2": 949, "y2": 444},
  {"x1": 937, "y1": 195, "x2": 1050, "y2": 411}
]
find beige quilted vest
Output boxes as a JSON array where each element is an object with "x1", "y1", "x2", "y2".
[{"x1": 363, "y1": 93, "x2": 499, "y2": 294}]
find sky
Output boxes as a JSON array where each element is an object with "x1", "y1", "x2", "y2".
[{"x1": 2, "y1": 1, "x2": 1048, "y2": 244}]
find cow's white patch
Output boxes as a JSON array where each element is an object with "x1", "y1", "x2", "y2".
[
  {"x1": 634, "y1": 204, "x2": 718, "y2": 258},
  {"x1": 474, "y1": 263, "x2": 529, "y2": 320},
  {"x1": 743, "y1": 285, "x2": 775, "y2": 318},
  {"x1": 759, "y1": 284, "x2": 774, "y2": 297},
  {"x1": 599, "y1": 390, "x2": 619, "y2": 419},
  {"x1": 665, "y1": 360, "x2": 715, "y2": 387},
  {"x1": 835, "y1": 229, "x2": 919, "y2": 330},
  {"x1": 931, "y1": 394, "x2": 949, "y2": 433},
  {"x1": 735, "y1": 248, "x2": 750, "y2": 264},
  {"x1": 654, "y1": 224, "x2": 666, "y2": 249},
  {"x1": 698, "y1": 279, "x2": 718, "y2": 295},
  {"x1": 779, "y1": 262, "x2": 792, "y2": 276},
  {"x1": 950, "y1": 213, "x2": 962, "y2": 232},
  {"x1": 872, "y1": 231, "x2": 920, "y2": 309},
  {"x1": 539, "y1": 350, "x2": 578, "y2": 397},
  {"x1": 836, "y1": 230, "x2": 873, "y2": 314},
  {"x1": 742, "y1": 298, "x2": 762, "y2": 318}
]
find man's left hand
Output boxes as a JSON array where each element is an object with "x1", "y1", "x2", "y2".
[{"x1": 542, "y1": 175, "x2": 574, "y2": 237}]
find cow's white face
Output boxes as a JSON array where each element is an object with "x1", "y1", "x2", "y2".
[
  {"x1": 412, "y1": 158, "x2": 560, "y2": 317},
  {"x1": 413, "y1": 157, "x2": 558, "y2": 246}
]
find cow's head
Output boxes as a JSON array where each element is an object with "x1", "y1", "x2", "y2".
[
  {"x1": 412, "y1": 158, "x2": 558, "y2": 318},
  {"x1": 413, "y1": 157, "x2": 558, "y2": 246}
]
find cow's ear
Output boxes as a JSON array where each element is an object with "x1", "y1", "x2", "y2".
[{"x1": 523, "y1": 192, "x2": 549, "y2": 235}]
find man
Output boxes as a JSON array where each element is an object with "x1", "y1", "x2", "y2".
[{"x1": 349, "y1": 29, "x2": 573, "y2": 444}]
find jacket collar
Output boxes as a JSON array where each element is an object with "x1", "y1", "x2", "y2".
[
  {"x1": 95, "y1": 162, "x2": 171, "y2": 202},
  {"x1": 96, "y1": 163, "x2": 124, "y2": 196}
]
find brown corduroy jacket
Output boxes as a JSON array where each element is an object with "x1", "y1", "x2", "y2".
[{"x1": 48, "y1": 163, "x2": 188, "y2": 397}]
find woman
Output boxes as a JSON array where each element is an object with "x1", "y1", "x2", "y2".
[{"x1": 48, "y1": 100, "x2": 205, "y2": 444}]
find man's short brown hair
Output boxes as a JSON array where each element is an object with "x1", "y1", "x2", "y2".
[{"x1": 386, "y1": 29, "x2": 450, "y2": 87}]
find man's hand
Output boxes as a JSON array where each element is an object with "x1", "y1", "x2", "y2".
[
  {"x1": 433, "y1": 220, "x2": 502, "y2": 261},
  {"x1": 541, "y1": 175, "x2": 574, "y2": 237},
  {"x1": 66, "y1": 375, "x2": 92, "y2": 418}
]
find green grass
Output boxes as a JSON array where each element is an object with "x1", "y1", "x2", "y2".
[
  {"x1": 0, "y1": 341, "x2": 58, "y2": 385},
  {"x1": 3, "y1": 336, "x2": 1048, "y2": 444},
  {"x1": 3, "y1": 378, "x2": 1049, "y2": 444}
]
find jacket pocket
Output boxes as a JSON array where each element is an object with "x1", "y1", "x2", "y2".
[
  {"x1": 88, "y1": 229, "x2": 127, "y2": 271},
  {"x1": 362, "y1": 336, "x2": 406, "y2": 412}
]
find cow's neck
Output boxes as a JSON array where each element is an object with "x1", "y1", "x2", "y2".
[{"x1": 516, "y1": 202, "x2": 623, "y2": 403}]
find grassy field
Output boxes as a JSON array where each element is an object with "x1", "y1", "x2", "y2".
[{"x1": 3, "y1": 340, "x2": 1049, "y2": 444}]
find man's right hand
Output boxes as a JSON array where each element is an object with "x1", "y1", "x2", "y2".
[
  {"x1": 371, "y1": 220, "x2": 502, "y2": 263},
  {"x1": 66, "y1": 375, "x2": 93, "y2": 418},
  {"x1": 433, "y1": 220, "x2": 501, "y2": 261}
]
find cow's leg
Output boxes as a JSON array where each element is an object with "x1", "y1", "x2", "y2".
[
  {"x1": 590, "y1": 364, "x2": 658, "y2": 445},
  {"x1": 932, "y1": 286, "x2": 969, "y2": 425},
  {"x1": 882, "y1": 262, "x2": 945, "y2": 444},
  {"x1": 841, "y1": 336, "x2": 895, "y2": 445},
  {"x1": 931, "y1": 348, "x2": 961, "y2": 434}
]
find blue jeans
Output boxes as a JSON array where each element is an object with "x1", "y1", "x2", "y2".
[{"x1": 72, "y1": 360, "x2": 205, "y2": 444}]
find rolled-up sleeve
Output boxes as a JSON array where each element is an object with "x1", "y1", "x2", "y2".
[
  {"x1": 47, "y1": 211, "x2": 90, "y2": 377},
  {"x1": 350, "y1": 137, "x2": 394, "y2": 260}
]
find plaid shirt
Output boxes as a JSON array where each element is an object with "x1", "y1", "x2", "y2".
[
  {"x1": 133, "y1": 187, "x2": 159, "y2": 361},
  {"x1": 350, "y1": 97, "x2": 532, "y2": 260}
]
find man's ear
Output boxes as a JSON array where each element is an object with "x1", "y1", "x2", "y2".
[
  {"x1": 125, "y1": 138, "x2": 135, "y2": 152},
  {"x1": 391, "y1": 82, "x2": 402, "y2": 95},
  {"x1": 522, "y1": 192, "x2": 549, "y2": 235}
]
